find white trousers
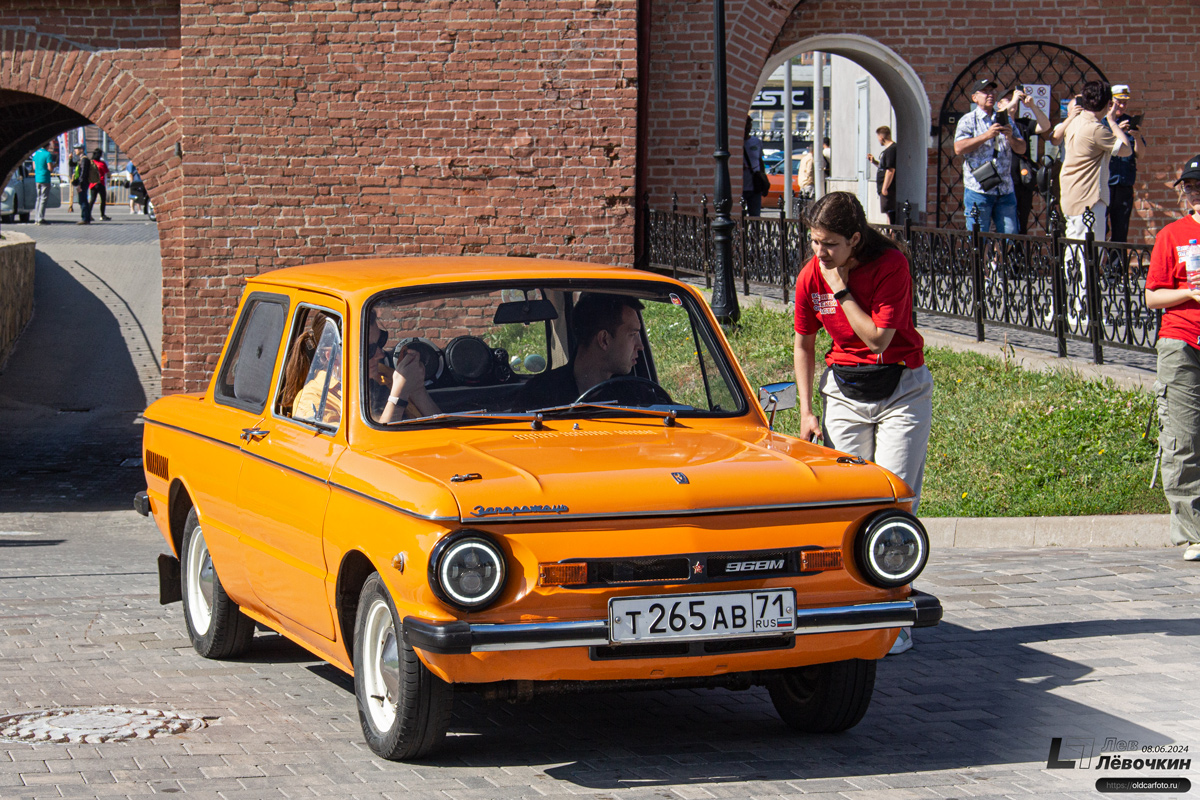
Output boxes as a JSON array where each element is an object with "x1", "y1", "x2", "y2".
[{"x1": 820, "y1": 365, "x2": 934, "y2": 514}]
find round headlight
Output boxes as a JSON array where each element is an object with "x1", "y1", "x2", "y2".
[
  {"x1": 430, "y1": 532, "x2": 506, "y2": 610},
  {"x1": 856, "y1": 511, "x2": 929, "y2": 588}
]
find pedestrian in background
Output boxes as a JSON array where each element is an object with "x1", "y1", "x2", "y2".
[
  {"x1": 997, "y1": 87, "x2": 1052, "y2": 234},
  {"x1": 31, "y1": 142, "x2": 53, "y2": 225},
  {"x1": 70, "y1": 145, "x2": 96, "y2": 224},
  {"x1": 1144, "y1": 155, "x2": 1200, "y2": 562},
  {"x1": 793, "y1": 191, "x2": 932, "y2": 512},
  {"x1": 742, "y1": 115, "x2": 765, "y2": 218},
  {"x1": 1059, "y1": 80, "x2": 1131, "y2": 243},
  {"x1": 66, "y1": 144, "x2": 78, "y2": 213},
  {"x1": 90, "y1": 148, "x2": 111, "y2": 221},
  {"x1": 1106, "y1": 84, "x2": 1145, "y2": 243},
  {"x1": 954, "y1": 78, "x2": 1026, "y2": 233},
  {"x1": 866, "y1": 125, "x2": 897, "y2": 224},
  {"x1": 125, "y1": 162, "x2": 149, "y2": 215}
]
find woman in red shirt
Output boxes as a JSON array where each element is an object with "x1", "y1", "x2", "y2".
[
  {"x1": 793, "y1": 191, "x2": 933, "y2": 513},
  {"x1": 1144, "y1": 155, "x2": 1200, "y2": 561}
]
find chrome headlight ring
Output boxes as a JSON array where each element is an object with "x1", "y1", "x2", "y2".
[
  {"x1": 428, "y1": 530, "x2": 507, "y2": 611},
  {"x1": 855, "y1": 510, "x2": 929, "y2": 588}
]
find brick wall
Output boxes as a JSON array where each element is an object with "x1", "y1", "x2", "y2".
[
  {"x1": 646, "y1": 0, "x2": 1200, "y2": 242},
  {"x1": 176, "y1": 0, "x2": 639, "y2": 391}
]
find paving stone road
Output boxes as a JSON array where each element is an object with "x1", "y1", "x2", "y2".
[
  {"x1": 0, "y1": 511, "x2": 1198, "y2": 799},
  {"x1": 1, "y1": 207, "x2": 1198, "y2": 799}
]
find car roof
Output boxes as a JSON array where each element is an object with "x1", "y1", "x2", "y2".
[{"x1": 246, "y1": 257, "x2": 668, "y2": 302}]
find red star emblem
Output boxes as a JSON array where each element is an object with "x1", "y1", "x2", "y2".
[{"x1": 693, "y1": 561, "x2": 703, "y2": 574}]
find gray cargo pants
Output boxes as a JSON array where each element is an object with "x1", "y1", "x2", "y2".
[{"x1": 1155, "y1": 337, "x2": 1200, "y2": 545}]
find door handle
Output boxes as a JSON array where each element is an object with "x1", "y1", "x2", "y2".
[{"x1": 240, "y1": 427, "x2": 269, "y2": 442}]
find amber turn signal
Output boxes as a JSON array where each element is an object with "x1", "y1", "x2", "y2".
[
  {"x1": 801, "y1": 549, "x2": 843, "y2": 571},
  {"x1": 538, "y1": 563, "x2": 588, "y2": 586}
]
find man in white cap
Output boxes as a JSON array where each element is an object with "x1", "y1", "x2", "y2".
[
  {"x1": 1105, "y1": 84, "x2": 1145, "y2": 242},
  {"x1": 1145, "y1": 155, "x2": 1200, "y2": 561}
]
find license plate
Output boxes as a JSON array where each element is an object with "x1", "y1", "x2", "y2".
[{"x1": 609, "y1": 589, "x2": 796, "y2": 644}]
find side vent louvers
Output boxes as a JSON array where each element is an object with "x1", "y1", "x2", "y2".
[{"x1": 145, "y1": 451, "x2": 169, "y2": 480}]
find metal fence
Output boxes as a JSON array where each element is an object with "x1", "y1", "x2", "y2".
[{"x1": 641, "y1": 197, "x2": 1159, "y2": 365}]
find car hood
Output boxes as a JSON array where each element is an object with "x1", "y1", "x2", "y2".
[{"x1": 368, "y1": 425, "x2": 898, "y2": 522}]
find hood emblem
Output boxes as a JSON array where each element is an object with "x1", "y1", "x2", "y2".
[{"x1": 672, "y1": 472, "x2": 689, "y2": 485}]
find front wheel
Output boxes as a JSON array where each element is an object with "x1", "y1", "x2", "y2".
[
  {"x1": 180, "y1": 508, "x2": 255, "y2": 658},
  {"x1": 354, "y1": 573, "x2": 453, "y2": 760},
  {"x1": 766, "y1": 658, "x2": 876, "y2": 733}
]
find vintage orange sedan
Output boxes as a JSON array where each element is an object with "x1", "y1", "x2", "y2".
[{"x1": 135, "y1": 257, "x2": 941, "y2": 760}]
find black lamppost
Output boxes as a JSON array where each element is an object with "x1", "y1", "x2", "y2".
[{"x1": 708, "y1": 0, "x2": 740, "y2": 324}]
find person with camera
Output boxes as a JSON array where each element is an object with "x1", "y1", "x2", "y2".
[
  {"x1": 1105, "y1": 84, "x2": 1145, "y2": 243},
  {"x1": 953, "y1": 78, "x2": 1026, "y2": 233},
  {"x1": 70, "y1": 144, "x2": 98, "y2": 225},
  {"x1": 997, "y1": 88, "x2": 1051, "y2": 234},
  {"x1": 1059, "y1": 80, "x2": 1131, "y2": 244}
]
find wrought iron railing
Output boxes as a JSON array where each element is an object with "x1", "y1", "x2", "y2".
[{"x1": 640, "y1": 197, "x2": 1158, "y2": 365}]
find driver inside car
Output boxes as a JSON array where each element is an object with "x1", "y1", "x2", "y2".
[{"x1": 513, "y1": 292, "x2": 646, "y2": 410}]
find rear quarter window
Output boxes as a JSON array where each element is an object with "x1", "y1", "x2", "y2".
[{"x1": 214, "y1": 293, "x2": 289, "y2": 412}]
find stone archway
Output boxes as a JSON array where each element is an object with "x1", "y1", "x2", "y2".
[
  {"x1": 0, "y1": 27, "x2": 185, "y2": 388},
  {"x1": 758, "y1": 34, "x2": 931, "y2": 217}
]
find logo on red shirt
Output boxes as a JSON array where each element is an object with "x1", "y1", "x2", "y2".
[{"x1": 812, "y1": 292, "x2": 837, "y2": 315}]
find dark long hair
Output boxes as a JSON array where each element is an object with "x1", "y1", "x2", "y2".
[
  {"x1": 280, "y1": 310, "x2": 334, "y2": 413},
  {"x1": 804, "y1": 191, "x2": 904, "y2": 265}
]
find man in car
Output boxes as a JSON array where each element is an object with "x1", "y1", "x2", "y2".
[{"x1": 514, "y1": 293, "x2": 645, "y2": 409}]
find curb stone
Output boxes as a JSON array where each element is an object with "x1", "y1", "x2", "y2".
[{"x1": 924, "y1": 513, "x2": 1172, "y2": 548}]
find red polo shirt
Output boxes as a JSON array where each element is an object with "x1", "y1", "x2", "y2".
[{"x1": 793, "y1": 247, "x2": 925, "y2": 368}]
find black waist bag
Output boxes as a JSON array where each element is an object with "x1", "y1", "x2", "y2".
[{"x1": 831, "y1": 363, "x2": 906, "y2": 402}]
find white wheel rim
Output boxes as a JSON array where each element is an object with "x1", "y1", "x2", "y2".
[
  {"x1": 362, "y1": 598, "x2": 399, "y2": 733},
  {"x1": 185, "y1": 526, "x2": 214, "y2": 636}
]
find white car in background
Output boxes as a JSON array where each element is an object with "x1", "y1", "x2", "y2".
[{"x1": 1, "y1": 163, "x2": 62, "y2": 224}]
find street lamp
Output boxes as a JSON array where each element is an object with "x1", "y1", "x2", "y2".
[{"x1": 708, "y1": 0, "x2": 740, "y2": 325}]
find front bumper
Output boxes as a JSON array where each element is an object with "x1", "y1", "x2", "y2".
[{"x1": 404, "y1": 589, "x2": 942, "y2": 655}]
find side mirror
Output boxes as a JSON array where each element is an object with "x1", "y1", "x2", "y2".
[{"x1": 758, "y1": 382, "x2": 797, "y2": 430}]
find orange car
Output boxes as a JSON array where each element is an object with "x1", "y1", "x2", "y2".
[{"x1": 135, "y1": 257, "x2": 941, "y2": 760}]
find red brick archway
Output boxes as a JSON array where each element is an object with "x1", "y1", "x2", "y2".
[{"x1": 0, "y1": 25, "x2": 188, "y2": 388}]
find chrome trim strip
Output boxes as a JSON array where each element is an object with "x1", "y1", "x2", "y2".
[
  {"x1": 468, "y1": 496, "x2": 899, "y2": 524},
  {"x1": 415, "y1": 598, "x2": 921, "y2": 654},
  {"x1": 144, "y1": 419, "x2": 457, "y2": 523},
  {"x1": 328, "y1": 481, "x2": 460, "y2": 523}
]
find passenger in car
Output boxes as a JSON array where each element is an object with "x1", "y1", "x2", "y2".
[
  {"x1": 293, "y1": 336, "x2": 342, "y2": 424},
  {"x1": 280, "y1": 311, "x2": 337, "y2": 416},
  {"x1": 512, "y1": 293, "x2": 645, "y2": 410}
]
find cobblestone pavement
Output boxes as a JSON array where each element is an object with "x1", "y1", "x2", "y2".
[
  {"x1": 0, "y1": 510, "x2": 1197, "y2": 799},
  {"x1": 0, "y1": 207, "x2": 161, "y2": 513}
]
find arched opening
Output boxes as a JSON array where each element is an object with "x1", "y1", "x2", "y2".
[
  {"x1": 935, "y1": 41, "x2": 1107, "y2": 231},
  {"x1": 0, "y1": 96, "x2": 164, "y2": 511},
  {"x1": 756, "y1": 34, "x2": 930, "y2": 220}
]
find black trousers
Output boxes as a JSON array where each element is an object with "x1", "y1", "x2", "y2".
[{"x1": 1108, "y1": 184, "x2": 1135, "y2": 243}]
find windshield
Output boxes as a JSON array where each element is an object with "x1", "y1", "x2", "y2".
[{"x1": 362, "y1": 281, "x2": 746, "y2": 425}]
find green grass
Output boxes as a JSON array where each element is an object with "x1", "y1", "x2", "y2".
[{"x1": 723, "y1": 303, "x2": 1166, "y2": 517}]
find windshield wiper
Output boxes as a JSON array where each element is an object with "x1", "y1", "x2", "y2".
[
  {"x1": 385, "y1": 410, "x2": 538, "y2": 427},
  {"x1": 526, "y1": 401, "x2": 681, "y2": 426}
]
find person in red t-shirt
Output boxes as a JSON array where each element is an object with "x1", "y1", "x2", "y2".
[
  {"x1": 90, "y1": 148, "x2": 111, "y2": 221},
  {"x1": 1144, "y1": 154, "x2": 1200, "y2": 561},
  {"x1": 793, "y1": 191, "x2": 933, "y2": 514}
]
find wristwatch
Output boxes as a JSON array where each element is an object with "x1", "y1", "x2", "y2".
[{"x1": 833, "y1": 288, "x2": 851, "y2": 302}]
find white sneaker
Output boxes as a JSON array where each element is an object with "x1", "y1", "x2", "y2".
[
  {"x1": 887, "y1": 627, "x2": 913, "y2": 655},
  {"x1": 1185, "y1": 544, "x2": 1200, "y2": 562}
]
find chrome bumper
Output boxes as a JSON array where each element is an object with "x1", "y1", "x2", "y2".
[{"x1": 403, "y1": 590, "x2": 942, "y2": 655}]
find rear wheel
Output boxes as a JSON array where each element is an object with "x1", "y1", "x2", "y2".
[
  {"x1": 766, "y1": 658, "x2": 876, "y2": 733},
  {"x1": 180, "y1": 508, "x2": 255, "y2": 658},
  {"x1": 354, "y1": 573, "x2": 453, "y2": 760},
  {"x1": 17, "y1": 212, "x2": 29, "y2": 223}
]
